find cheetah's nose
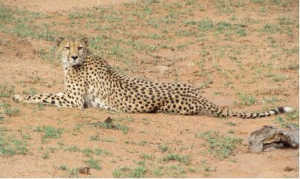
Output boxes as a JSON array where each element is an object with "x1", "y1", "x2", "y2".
[{"x1": 71, "y1": 56, "x2": 78, "y2": 60}]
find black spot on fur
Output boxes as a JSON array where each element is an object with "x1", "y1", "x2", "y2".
[{"x1": 278, "y1": 107, "x2": 285, "y2": 113}]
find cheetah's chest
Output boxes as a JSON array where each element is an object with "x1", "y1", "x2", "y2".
[{"x1": 84, "y1": 87, "x2": 115, "y2": 110}]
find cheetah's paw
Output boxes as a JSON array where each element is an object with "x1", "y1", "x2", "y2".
[{"x1": 13, "y1": 95, "x2": 24, "y2": 102}]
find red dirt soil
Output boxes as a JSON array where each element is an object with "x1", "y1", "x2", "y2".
[{"x1": 0, "y1": 0, "x2": 298, "y2": 177}]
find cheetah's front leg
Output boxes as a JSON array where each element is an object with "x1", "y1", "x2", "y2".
[{"x1": 13, "y1": 92, "x2": 84, "y2": 109}]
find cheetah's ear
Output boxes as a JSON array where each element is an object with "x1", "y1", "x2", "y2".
[
  {"x1": 55, "y1": 37, "x2": 65, "y2": 47},
  {"x1": 80, "y1": 37, "x2": 89, "y2": 46}
]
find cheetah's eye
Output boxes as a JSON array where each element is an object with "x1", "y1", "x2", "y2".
[
  {"x1": 78, "y1": 47, "x2": 83, "y2": 50},
  {"x1": 65, "y1": 47, "x2": 70, "y2": 50}
]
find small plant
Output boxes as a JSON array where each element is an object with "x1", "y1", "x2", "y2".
[
  {"x1": 166, "y1": 164, "x2": 186, "y2": 177},
  {"x1": 198, "y1": 79, "x2": 213, "y2": 89},
  {"x1": 275, "y1": 116, "x2": 286, "y2": 127},
  {"x1": 0, "y1": 115, "x2": 4, "y2": 123},
  {"x1": 130, "y1": 166, "x2": 147, "y2": 178},
  {"x1": 4, "y1": 107, "x2": 20, "y2": 117},
  {"x1": 69, "y1": 168, "x2": 79, "y2": 177},
  {"x1": 152, "y1": 166, "x2": 163, "y2": 177},
  {"x1": 261, "y1": 24, "x2": 283, "y2": 34},
  {"x1": 22, "y1": 87, "x2": 37, "y2": 95},
  {"x1": 89, "y1": 135, "x2": 116, "y2": 143},
  {"x1": 162, "y1": 154, "x2": 191, "y2": 165},
  {"x1": 198, "y1": 18, "x2": 214, "y2": 32},
  {"x1": 158, "y1": 145, "x2": 168, "y2": 152},
  {"x1": 238, "y1": 93, "x2": 256, "y2": 106},
  {"x1": 85, "y1": 158, "x2": 101, "y2": 171},
  {"x1": 94, "y1": 148, "x2": 111, "y2": 156},
  {"x1": 274, "y1": 116, "x2": 298, "y2": 128},
  {"x1": 34, "y1": 126, "x2": 63, "y2": 143},
  {"x1": 82, "y1": 148, "x2": 93, "y2": 156},
  {"x1": 0, "y1": 85, "x2": 14, "y2": 97},
  {"x1": 251, "y1": 0, "x2": 265, "y2": 4},
  {"x1": 270, "y1": 75, "x2": 288, "y2": 82},
  {"x1": 196, "y1": 131, "x2": 242, "y2": 160},
  {"x1": 228, "y1": 130, "x2": 235, "y2": 134},
  {"x1": 37, "y1": 103, "x2": 45, "y2": 110},
  {"x1": 59, "y1": 165, "x2": 68, "y2": 170},
  {"x1": 0, "y1": 132, "x2": 28, "y2": 156},
  {"x1": 285, "y1": 111, "x2": 299, "y2": 121},
  {"x1": 92, "y1": 121, "x2": 129, "y2": 134},
  {"x1": 72, "y1": 123, "x2": 84, "y2": 135},
  {"x1": 113, "y1": 165, "x2": 147, "y2": 178},
  {"x1": 42, "y1": 126, "x2": 63, "y2": 139},
  {"x1": 64, "y1": 145, "x2": 81, "y2": 152},
  {"x1": 42, "y1": 151, "x2": 50, "y2": 159},
  {"x1": 38, "y1": 46, "x2": 56, "y2": 62},
  {"x1": 138, "y1": 140, "x2": 147, "y2": 146},
  {"x1": 226, "y1": 121, "x2": 236, "y2": 126},
  {"x1": 278, "y1": 16, "x2": 293, "y2": 25},
  {"x1": 140, "y1": 153, "x2": 154, "y2": 160}
]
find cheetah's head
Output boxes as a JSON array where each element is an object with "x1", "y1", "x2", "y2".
[{"x1": 55, "y1": 37, "x2": 89, "y2": 67}]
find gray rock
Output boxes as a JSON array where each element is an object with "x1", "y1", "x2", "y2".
[{"x1": 248, "y1": 125, "x2": 299, "y2": 153}]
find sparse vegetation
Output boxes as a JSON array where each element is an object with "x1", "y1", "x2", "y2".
[
  {"x1": 238, "y1": 93, "x2": 257, "y2": 106},
  {"x1": 158, "y1": 145, "x2": 168, "y2": 153},
  {"x1": 0, "y1": 85, "x2": 14, "y2": 97},
  {"x1": 4, "y1": 107, "x2": 21, "y2": 117},
  {"x1": 196, "y1": 131, "x2": 242, "y2": 160},
  {"x1": 0, "y1": 132, "x2": 28, "y2": 156},
  {"x1": 34, "y1": 126, "x2": 63, "y2": 143},
  {"x1": 275, "y1": 111, "x2": 299, "y2": 128},
  {"x1": 0, "y1": 0, "x2": 298, "y2": 177},
  {"x1": 113, "y1": 164, "x2": 147, "y2": 178},
  {"x1": 92, "y1": 120, "x2": 129, "y2": 134},
  {"x1": 162, "y1": 154, "x2": 191, "y2": 165},
  {"x1": 85, "y1": 158, "x2": 101, "y2": 171}
]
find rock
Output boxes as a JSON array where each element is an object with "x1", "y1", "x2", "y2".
[{"x1": 248, "y1": 125, "x2": 299, "y2": 153}]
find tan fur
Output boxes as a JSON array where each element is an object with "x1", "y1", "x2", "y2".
[{"x1": 13, "y1": 37, "x2": 293, "y2": 119}]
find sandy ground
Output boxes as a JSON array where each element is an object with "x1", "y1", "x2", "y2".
[
  {"x1": 0, "y1": 0, "x2": 298, "y2": 177},
  {"x1": 2, "y1": 0, "x2": 136, "y2": 12}
]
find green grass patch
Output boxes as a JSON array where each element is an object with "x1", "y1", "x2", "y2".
[
  {"x1": 0, "y1": 85, "x2": 14, "y2": 97},
  {"x1": 34, "y1": 126, "x2": 63, "y2": 143},
  {"x1": 64, "y1": 145, "x2": 81, "y2": 152},
  {"x1": 0, "y1": 5, "x2": 14, "y2": 23},
  {"x1": 196, "y1": 131, "x2": 242, "y2": 160},
  {"x1": 42, "y1": 126, "x2": 63, "y2": 139},
  {"x1": 38, "y1": 46, "x2": 56, "y2": 62},
  {"x1": 197, "y1": 18, "x2": 214, "y2": 32},
  {"x1": 140, "y1": 153, "x2": 154, "y2": 160},
  {"x1": 158, "y1": 145, "x2": 168, "y2": 152},
  {"x1": 64, "y1": 145, "x2": 111, "y2": 156},
  {"x1": 238, "y1": 92, "x2": 257, "y2": 106},
  {"x1": 165, "y1": 164, "x2": 187, "y2": 177},
  {"x1": 0, "y1": 132, "x2": 28, "y2": 156},
  {"x1": 113, "y1": 165, "x2": 147, "y2": 178},
  {"x1": 275, "y1": 114, "x2": 299, "y2": 128},
  {"x1": 1, "y1": 100, "x2": 20, "y2": 117},
  {"x1": 4, "y1": 107, "x2": 20, "y2": 117},
  {"x1": 162, "y1": 154, "x2": 191, "y2": 165},
  {"x1": 85, "y1": 158, "x2": 101, "y2": 171},
  {"x1": 92, "y1": 120, "x2": 129, "y2": 134},
  {"x1": 285, "y1": 110, "x2": 299, "y2": 121},
  {"x1": 0, "y1": 5, "x2": 55, "y2": 41},
  {"x1": 89, "y1": 135, "x2": 116, "y2": 143}
]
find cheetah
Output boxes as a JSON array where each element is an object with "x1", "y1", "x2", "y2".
[{"x1": 13, "y1": 37, "x2": 294, "y2": 119}]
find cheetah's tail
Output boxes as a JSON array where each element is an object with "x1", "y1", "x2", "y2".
[{"x1": 226, "y1": 106, "x2": 295, "y2": 119}]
